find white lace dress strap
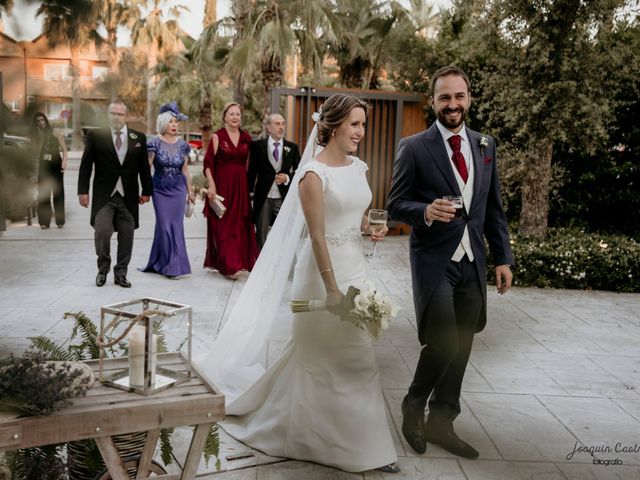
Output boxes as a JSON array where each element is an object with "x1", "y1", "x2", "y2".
[{"x1": 298, "y1": 160, "x2": 330, "y2": 191}]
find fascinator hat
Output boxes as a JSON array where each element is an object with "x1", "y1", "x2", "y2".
[{"x1": 159, "y1": 101, "x2": 188, "y2": 121}]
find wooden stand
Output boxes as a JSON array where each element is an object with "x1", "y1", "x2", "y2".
[{"x1": 0, "y1": 354, "x2": 224, "y2": 480}]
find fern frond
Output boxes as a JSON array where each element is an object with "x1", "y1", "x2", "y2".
[
  {"x1": 29, "y1": 336, "x2": 75, "y2": 361},
  {"x1": 159, "y1": 428, "x2": 174, "y2": 466},
  {"x1": 203, "y1": 424, "x2": 221, "y2": 469}
]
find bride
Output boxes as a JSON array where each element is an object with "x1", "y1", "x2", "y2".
[{"x1": 197, "y1": 94, "x2": 399, "y2": 473}]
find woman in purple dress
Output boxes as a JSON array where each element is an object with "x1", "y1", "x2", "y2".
[{"x1": 141, "y1": 102, "x2": 195, "y2": 278}]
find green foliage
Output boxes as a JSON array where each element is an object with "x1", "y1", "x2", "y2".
[
  {"x1": 159, "y1": 428, "x2": 174, "y2": 465},
  {"x1": 4, "y1": 444, "x2": 67, "y2": 480},
  {"x1": 203, "y1": 424, "x2": 221, "y2": 470},
  {"x1": 493, "y1": 228, "x2": 640, "y2": 292}
]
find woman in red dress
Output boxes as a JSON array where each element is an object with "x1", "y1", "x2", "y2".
[{"x1": 203, "y1": 102, "x2": 258, "y2": 279}]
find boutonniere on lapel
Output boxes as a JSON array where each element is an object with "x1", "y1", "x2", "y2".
[
  {"x1": 480, "y1": 136, "x2": 491, "y2": 163},
  {"x1": 283, "y1": 146, "x2": 291, "y2": 154},
  {"x1": 129, "y1": 133, "x2": 138, "y2": 140}
]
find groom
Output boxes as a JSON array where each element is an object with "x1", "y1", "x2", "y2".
[{"x1": 387, "y1": 66, "x2": 513, "y2": 458}]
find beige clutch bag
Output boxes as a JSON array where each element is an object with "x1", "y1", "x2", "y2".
[{"x1": 209, "y1": 194, "x2": 226, "y2": 218}]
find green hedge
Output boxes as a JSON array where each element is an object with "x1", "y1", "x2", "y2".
[{"x1": 490, "y1": 228, "x2": 640, "y2": 293}]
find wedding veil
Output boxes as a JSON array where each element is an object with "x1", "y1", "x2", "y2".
[{"x1": 197, "y1": 125, "x2": 322, "y2": 405}]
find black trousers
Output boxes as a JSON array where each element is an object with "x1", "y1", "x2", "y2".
[
  {"x1": 255, "y1": 197, "x2": 282, "y2": 250},
  {"x1": 37, "y1": 160, "x2": 65, "y2": 227},
  {"x1": 94, "y1": 193, "x2": 134, "y2": 276},
  {"x1": 407, "y1": 256, "x2": 483, "y2": 426}
]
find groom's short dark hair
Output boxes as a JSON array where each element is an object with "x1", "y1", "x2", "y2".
[{"x1": 429, "y1": 66, "x2": 470, "y2": 96}]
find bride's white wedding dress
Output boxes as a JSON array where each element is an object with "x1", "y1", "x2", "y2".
[{"x1": 222, "y1": 157, "x2": 397, "y2": 472}]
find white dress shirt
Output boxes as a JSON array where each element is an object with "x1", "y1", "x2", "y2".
[
  {"x1": 111, "y1": 125, "x2": 128, "y2": 197},
  {"x1": 434, "y1": 120, "x2": 475, "y2": 262}
]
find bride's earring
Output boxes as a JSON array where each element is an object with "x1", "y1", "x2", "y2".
[{"x1": 331, "y1": 130, "x2": 335, "y2": 137}]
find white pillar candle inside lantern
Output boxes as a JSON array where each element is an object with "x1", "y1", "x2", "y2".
[
  {"x1": 128, "y1": 325, "x2": 146, "y2": 386},
  {"x1": 128, "y1": 325, "x2": 158, "y2": 387}
]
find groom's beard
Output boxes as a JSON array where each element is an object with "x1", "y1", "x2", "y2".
[{"x1": 436, "y1": 107, "x2": 468, "y2": 130}]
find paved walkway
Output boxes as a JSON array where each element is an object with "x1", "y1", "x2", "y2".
[{"x1": 1, "y1": 154, "x2": 639, "y2": 479}]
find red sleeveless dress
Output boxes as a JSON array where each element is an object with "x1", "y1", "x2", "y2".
[{"x1": 203, "y1": 127, "x2": 258, "y2": 275}]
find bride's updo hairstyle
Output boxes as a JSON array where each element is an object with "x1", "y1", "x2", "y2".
[{"x1": 315, "y1": 94, "x2": 369, "y2": 147}]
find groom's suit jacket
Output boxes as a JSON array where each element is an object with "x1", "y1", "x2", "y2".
[
  {"x1": 78, "y1": 127, "x2": 153, "y2": 229},
  {"x1": 248, "y1": 138, "x2": 300, "y2": 223},
  {"x1": 387, "y1": 123, "x2": 513, "y2": 340}
]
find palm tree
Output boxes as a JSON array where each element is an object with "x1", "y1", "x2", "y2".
[
  {"x1": 328, "y1": 0, "x2": 408, "y2": 89},
  {"x1": 220, "y1": 0, "x2": 335, "y2": 117},
  {"x1": 37, "y1": 0, "x2": 102, "y2": 150},
  {"x1": 157, "y1": 31, "x2": 229, "y2": 149},
  {"x1": 130, "y1": 0, "x2": 186, "y2": 133},
  {"x1": 95, "y1": 0, "x2": 144, "y2": 101}
]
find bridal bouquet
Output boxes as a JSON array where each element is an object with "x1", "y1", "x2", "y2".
[{"x1": 290, "y1": 280, "x2": 398, "y2": 338}]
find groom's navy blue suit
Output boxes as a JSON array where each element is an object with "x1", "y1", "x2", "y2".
[{"x1": 388, "y1": 121, "x2": 513, "y2": 424}]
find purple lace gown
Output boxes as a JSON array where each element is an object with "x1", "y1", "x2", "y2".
[{"x1": 141, "y1": 137, "x2": 192, "y2": 277}]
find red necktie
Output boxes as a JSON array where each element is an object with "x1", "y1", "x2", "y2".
[
  {"x1": 115, "y1": 131, "x2": 123, "y2": 151},
  {"x1": 448, "y1": 135, "x2": 468, "y2": 183}
]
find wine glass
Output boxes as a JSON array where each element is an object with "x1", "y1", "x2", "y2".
[{"x1": 366, "y1": 209, "x2": 388, "y2": 258}]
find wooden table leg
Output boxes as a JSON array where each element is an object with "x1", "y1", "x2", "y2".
[
  {"x1": 179, "y1": 424, "x2": 210, "y2": 480},
  {"x1": 136, "y1": 429, "x2": 160, "y2": 479},
  {"x1": 95, "y1": 436, "x2": 130, "y2": 480}
]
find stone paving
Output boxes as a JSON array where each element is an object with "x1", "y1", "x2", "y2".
[{"x1": 1, "y1": 154, "x2": 639, "y2": 479}]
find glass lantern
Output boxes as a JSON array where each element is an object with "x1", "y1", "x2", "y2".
[{"x1": 98, "y1": 297, "x2": 192, "y2": 395}]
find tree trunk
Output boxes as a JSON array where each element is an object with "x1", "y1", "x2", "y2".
[
  {"x1": 203, "y1": 0, "x2": 217, "y2": 28},
  {"x1": 199, "y1": 99, "x2": 212, "y2": 151},
  {"x1": 146, "y1": 43, "x2": 158, "y2": 135},
  {"x1": 518, "y1": 138, "x2": 553, "y2": 238},
  {"x1": 70, "y1": 45, "x2": 83, "y2": 151},
  {"x1": 261, "y1": 56, "x2": 283, "y2": 120},
  {"x1": 106, "y1": 27, "x2": 119, "y2": 102}
]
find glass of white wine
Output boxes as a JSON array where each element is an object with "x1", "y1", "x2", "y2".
[{"x1": 366, "y1": 209, "x2": 388, "y2": 258}]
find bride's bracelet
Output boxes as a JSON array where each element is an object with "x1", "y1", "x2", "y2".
[{"x1": 320, "y1": 268, "x2": 333, "y2": 276}]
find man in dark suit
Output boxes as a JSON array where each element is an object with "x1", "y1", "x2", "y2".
[
  {"x1": 387, "y1": 66, "x2": 514, "y2": 458},
  {"x1": 78, "y1": 101, "x2": 153, "y2": 288},
  {"x1": 248, "y1": 113, "x2": 300, "y2": 249}
]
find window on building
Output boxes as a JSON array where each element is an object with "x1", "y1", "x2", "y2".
[
  {"x1": 4, "y1": 100, "x2": 20, "y2": 112},
  {"x1": 44, "y1": 64, "x2": 72, "y2": 81},
  {"x1": 46, "y1": 102, "x2": 72, "y2": 120},
  {"x1": 92, "y1": 66, "x2": 109, "y2": 80}
]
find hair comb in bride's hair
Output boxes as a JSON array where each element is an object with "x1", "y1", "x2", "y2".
[{"x1": 311, "y1": 104, "x2": 324, "y2": 122}]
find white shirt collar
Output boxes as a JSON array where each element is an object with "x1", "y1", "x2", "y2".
[
  {"x1": 112, "y1": 125, "x2": 128, "y2": 137},
  {"x1": 436, "y1": 120, "x2": 468, "y2": 144},
  {"x1": 268, "y1": 136, "x2": 283, "y2": 149}
]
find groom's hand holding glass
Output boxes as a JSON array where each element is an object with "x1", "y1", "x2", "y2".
[{"x1": 425, "y1": 198, "x2": 457, "y2": 223}]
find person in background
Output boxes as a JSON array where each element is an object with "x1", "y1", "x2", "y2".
[
  {"x1": 32, "y1": 112, "x2": 67, "y2": 229},
  {"x1": 140, "y1": 102, "x2": 194, "y2": 278},
  {"x1": 78, "y1": 101, "x2": 153, "y2": 288},
  {"x1": 248, "y1": 113, "x2": 301, "y2": 250},
  {"x1": 202, "y1": 101, "x2": 258, "y2": 279}
]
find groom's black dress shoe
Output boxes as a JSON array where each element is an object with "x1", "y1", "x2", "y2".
[
  {"x1": 96, "y1": 273, "x2": 107, "y2": 287},
  {"x1": 114, "y1": 275, "x2": 132, "y2": 288},
  {"x1": 401, "y1": 396, "x2": 426, "y2": 454},
  {"x1": 424, "y1": 425, "x2": 479, "y2": 458}
]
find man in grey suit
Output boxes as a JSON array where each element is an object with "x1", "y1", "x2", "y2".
[
  {"x1": 387, "y1": 66, "x2": 513, "y2": 458},
  {"x1": 78, "y1": 101, "x2": 153, "y2": 288}
]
